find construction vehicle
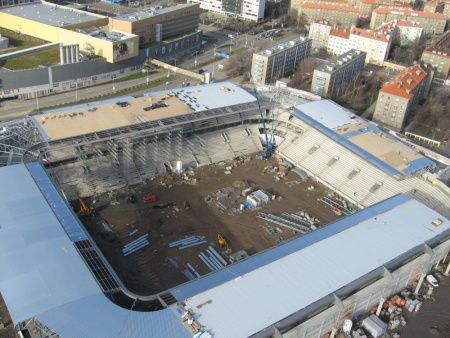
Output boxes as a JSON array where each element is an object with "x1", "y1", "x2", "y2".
[
  {"x1": 217, "y1": 234, "x2": 231, "y2": 254},
  {"x1": 78, "y1": 197, "x2": 94, "y2": 216}
]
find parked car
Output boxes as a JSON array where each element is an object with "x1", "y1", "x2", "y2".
[{"x1": 426, "y1": 274, "x2": 439, "y2": 287}]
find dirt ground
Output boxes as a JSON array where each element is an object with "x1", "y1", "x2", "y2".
[
  {"x1": 0, "y1": 293, "x2": 17, "y2": 338},
  {"x1": 398, "y1": 272, "x2": 450, "y2": 338},
  {"x1": 80, "y1": 156, "x2": 341, "y2": 295}
]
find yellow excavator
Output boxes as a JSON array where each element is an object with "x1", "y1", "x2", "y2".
[
  {"x1": 78, "y1": 197, "x2": 94, "y2": 216},
  {"x1": 217, "y1": 234, "x2": 231, "y2": 254}
]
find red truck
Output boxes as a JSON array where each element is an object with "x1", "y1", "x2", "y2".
[{"x1": 142, "y1": 194, "x2": 157, "y2": 203}]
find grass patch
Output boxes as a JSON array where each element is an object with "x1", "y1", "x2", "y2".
[
  {"x1": 0, "y1": 47, "x2": 60, "y2": 70},
  {"x1": 0, "y1": 28, "x2": 49, "y2": 55}
]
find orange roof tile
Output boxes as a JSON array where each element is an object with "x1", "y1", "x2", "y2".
[
  {"x1": 350, "y1": 27, "x2": 391, "y2": 42},
  {"x1": 330, "y1": 27, "x2": 351, "y2": 38},
  {"x1": 300, "y1": 2, "x2": 360, "y2": 12},
  {"x1": 380, "y1": 64, "x2": 427, "y2": 99},
  {"x1": 397, "y1": 20, "x2": 421, "y2": 27},
  {"x1": 373, "y1": 6, "x2": 447, "y2": 19}
]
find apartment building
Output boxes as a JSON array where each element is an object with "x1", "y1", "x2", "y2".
[
  {"x1": 308, "y1": 20, "x2": 333, "y2": 49},
  {"x1": 443, "y1": 0, "x2": 450, "y2": 18},
  {"x1": 251, "y1": 37, "x2": 312, "y2": 84},
  {"x1": 311, "y1": 49, "x2": 366, "y2": 97},
  {"x1": 299, "y1": 2, "x2": 359, "y2": 28},
  {"x1": 397, "y1": 20, "x2": 422, "y2": 46},
  {"x1": 421, "y1": 31, "x2": 450, "y2": 78},
  {"x1": 188, "y1": 0, "x2": 265, "y2": 21},
  {"x1": 358, "y1": 0, "x2": 411, "y2": 17},
  {"x1": 370, "y1": 7, "x2": 446, "y2": 35},
  {"x1": 328, "y1": 27, "x2": 352, "y2": 55},
  {"x1": 328, "y1": 22, "x2": 396, "y2": 65},
  {"x1": 423, "y1": 0, "x2": 444, "y2": 13},
  {"x1": 373, "y1": 64, "x2": 431, "y2": 130},
  {"x1": 109, "y1": 4, "x2": 200, "y2": 44}
]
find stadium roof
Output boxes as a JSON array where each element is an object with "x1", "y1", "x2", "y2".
[
  {"x1": 0, "y1": 163, "x2": 191, "y2": 338},
  {"x1": 0, "y1": 1, "x2": 103, "y2": 27},
  {"x1": 294, "y1": 100, "x2": 435, "y2": 176},
  {"x1": 175, "y1": 194, "x2": 450, "y2": 338},
  {"x1": 0, "y1": 162, "x2": 449, "y2": 337},
  {"x1": 32, "y1": 82, "x2": 257, "y2": 141}
]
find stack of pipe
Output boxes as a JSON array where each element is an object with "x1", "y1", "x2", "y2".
[
  {"x1": 168, "y1": 235, "x2": 206, "y2": 250},
  {"x1": 198, "y1": 246, "x2": 228, "y2": 272},
  {"x1": 122, "y1": 234, "x2": 149, "y2": 256}
]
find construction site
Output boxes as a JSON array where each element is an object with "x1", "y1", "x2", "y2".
[
  {"x1": 0, "y1": 82, "x2": 449, "y2": 338},
  {"x1": 78, "y1": 155, "x2": 344, "y2": 294}
]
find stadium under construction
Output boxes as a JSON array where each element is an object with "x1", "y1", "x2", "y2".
[{"x1": 0, "y1": 82, "x2": 449, "y2": 338}]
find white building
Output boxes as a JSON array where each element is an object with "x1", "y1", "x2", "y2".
[
  {"x1": 188, "y1": 0, "x2": 265, "y2": 21},
  {"x1": 308, "y1": 20, "x2": 333, "y2": 49},
  {"x1": 397, "y1": 20, "x2": 423, "y2": 46},
  {"x1": 328, "y1": 22, "x2": 396, "y2": 66},
  {"x1": 0, "y1": 34, "x2": 8, "y2": 50}
]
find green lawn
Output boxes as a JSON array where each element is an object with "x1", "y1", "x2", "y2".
[
  {"x1": 0, "y1": 47, "x2": 60, "y2": 70},
  {"x1": 0, "y1": 28, "x2": 49, "y2": 55}
]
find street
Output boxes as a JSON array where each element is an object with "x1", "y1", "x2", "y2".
[{"x1": 0, "y1": 24, "x2": 300, "y2": 121}]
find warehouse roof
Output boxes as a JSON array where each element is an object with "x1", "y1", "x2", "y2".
[
  {"x1": 114, "y1": 3, "x2": 198, "y2": 22},
  {"x1": 177, "y1": 194, "x2": 450, "y2": 338},
  {"x1": 0, "y1": 1, "x2": 103, "y2": 27},
  {"x1": 294, "y1": 100, "x2": 435, "y2": 176},
  {"x1": 0, "y1": 162, "x2": 448, "y2": 337}
]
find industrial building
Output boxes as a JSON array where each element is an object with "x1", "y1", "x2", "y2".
[
  {"x1": 187, "y1": 0, "x2": 265, "y2": 21},
  {"x1": 421, "y1": 31, "x2": 450, "y2": 79},
  {"x1": 251, "y1": 37, "x2": 312, "y2": 84},
  {"x1": 0, "y1": 1, "x2": 139, "y2": 63},
  {"x1": 373, "y1": 64, "x2": 432, "y2": 130},
  {"x1": 311, "y1": 49, "x2": 366, "y2": 97},
  {"x1": 109, "y1": 4, "x2": 201, "y2": 45},
  {"x1": 0, "y1": 83, "x2": 449, "y2": 338}
]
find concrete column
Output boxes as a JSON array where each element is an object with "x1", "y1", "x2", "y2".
[
  {"x1": 75, "y1": 45, "x2": 80, "y2": 62},
  {"x1": 414, "y1": 273, "x2": 426, "y2": 295},
  {"x1": 375, "y1": 297, "x2": 385, "y2": 316},
  {"x1": 329, "y1": 328, "x2": 337, "y2": 338},
  {"x1": 59, "y1": 43, "x2": 65, "y2": 65},
  {"x1": 445, "y1": 261, "x2": 450, "y2": 276}
]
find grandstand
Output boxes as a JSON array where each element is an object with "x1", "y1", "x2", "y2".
[{"x1": 0, "y1": 83, "x2": 449, "y2": 338}]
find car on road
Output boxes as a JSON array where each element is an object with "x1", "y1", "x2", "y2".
[{"x1": 426, "y1": 274, "x2": 439, "y2": 287}]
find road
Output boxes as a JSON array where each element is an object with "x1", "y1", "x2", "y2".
[{"x1": 0, "y1": 24, "x2": 297, "y2": 121}]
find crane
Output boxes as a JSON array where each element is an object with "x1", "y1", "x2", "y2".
[{"x1": 249, "y1": 73, "x2": 275, "y2": 160}]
